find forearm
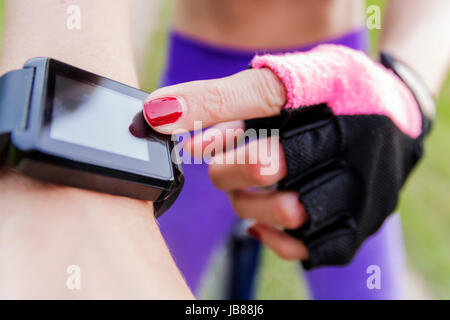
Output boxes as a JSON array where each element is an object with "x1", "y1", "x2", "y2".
[
  {"x1": 0, "y1": 0, "x2": 192, "y2": 299},
  {"x1": 0, "y1": 0, "x2": 137, "y2": 86},
  {"x1": 380, "y1": 0, "x2": 450, "y2": 96},
  {"x1": 0, "y1": 171, "x2": 191, "y2": 299},
  {"x1": 132, "y1": 0, "x2": 163, "y2": 72}
]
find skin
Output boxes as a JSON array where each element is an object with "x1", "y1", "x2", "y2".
[
  {"x1": 0, "y1": 0, "x2": 192, "y2": 299},
  {"x1": 174, "y1": 0, "x2": 365, "y2": 49},
  {"x1": 380, "y1": 0, "x2": 450, "y2": 96},
  {"x1": 1, "y1": 0, "x2": 449, "y2": 298},
  {"x1": 143, "y1": 0, "x2": 450, "y2": 262},
  {"x1": 172, "y1": 0, "x2": 449, "y2": 95}
]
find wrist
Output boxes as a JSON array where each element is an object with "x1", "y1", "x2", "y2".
[
  {"x1": 379, "y1": 51, "x2": 436, "y2": 134},
  {"x1": 0, "y1": 169, "x2": 155, "y2": 226},
  {"x1": 0, "y1": 170, "x2": 183, "y2": 299}
]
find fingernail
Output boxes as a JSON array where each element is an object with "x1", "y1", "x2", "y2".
[
  {"x1": 143, "y1": 97, "x2": 183, "y2": 127},
  {"x1": 247, "y1": 226, "x2": 261, "y2": 241}
]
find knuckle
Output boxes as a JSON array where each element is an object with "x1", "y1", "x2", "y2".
[
  {"x1": 252, "y1": 69, "x2": 285, "y2": 116},
  {"x1": 229, "y1": 192, "x2": 246, "y2": 218},
  {"x1": 275, "y1": 197, "x2": 301, "y2": 229},
  {"x1": 200, "y1": 91, "x2": 223, "y2": 123},
  {"x1": 208, "y1": 164, "x2": 224, "y2": 189},
  {"x1": 202, "y1": 81, "x2": 235, "y2": 123},
  {"x1": 245, "y1": 163, "x2": 272, "y2": 186}
]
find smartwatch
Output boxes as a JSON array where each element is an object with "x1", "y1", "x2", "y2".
[{"x1": 0, "y1": 57, "x2": 184, "y2": 218}]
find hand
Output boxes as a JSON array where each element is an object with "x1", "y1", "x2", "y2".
[
  {"x1": 143, "y1": 67, "x2": 309, "y2": 262},
  {"x1": 143, "y1": 44, "x2": 428, "y2": 269}
]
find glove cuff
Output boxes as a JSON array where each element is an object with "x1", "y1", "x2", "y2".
[{"x1": 251, "y1": 45, "x2": 423, "y2": 139}]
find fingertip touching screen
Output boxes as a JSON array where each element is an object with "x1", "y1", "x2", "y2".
[{"x1": 51, "y1": 75, "x2": 149, "y2": 161}]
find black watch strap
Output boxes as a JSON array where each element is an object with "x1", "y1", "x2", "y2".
[{"x1": 0, "y1": 68, "x2": 34, "y2": 154}]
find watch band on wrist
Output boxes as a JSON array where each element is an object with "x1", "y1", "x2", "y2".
[
  {"x1": 380, "y1": 51, "x2": 436, "y2": 126},
  {"x1": 0, "y1": 68, "x2": 35, "y2": 157}
]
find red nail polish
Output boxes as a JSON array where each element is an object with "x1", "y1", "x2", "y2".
[
  {"x1": 247, "y1": 226, "x2": 261, "y2": 241},
  {"x1": 143, "y1": 97, "x2": 183, "y2": 127}
]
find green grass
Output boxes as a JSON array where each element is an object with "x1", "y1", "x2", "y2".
[
  {"x1": 1, "y1": 0, "x2": 448, "y2": 299},
  {"x1": 400, "y1": 79, "x2": 450, "y2": 299}
]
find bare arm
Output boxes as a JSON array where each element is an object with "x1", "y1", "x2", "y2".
[
  {"x1": 380, "y1": 0, "x2": 450, "y2": 96},
  {"x1": 131, "y1": 0, "x2": 163, "y2": 75},
  {"x1": 0, "y1": 0, "x2": 192, "y2": 299}
]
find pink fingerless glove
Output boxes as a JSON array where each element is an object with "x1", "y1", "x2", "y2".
[
  {"x1": 246, "y1": 45, "x2": 430, "y2": 269},
  {"x1": 251, "y1": 44, "x2": 422, "y2": 138}
]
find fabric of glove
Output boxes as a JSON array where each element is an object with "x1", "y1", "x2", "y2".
[{"x1": 246, "y1": 44, "x2": 431, "y2": 269}]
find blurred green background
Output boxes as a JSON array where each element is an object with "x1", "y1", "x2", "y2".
[{"x1": 0, "y1": 0, "x2": 448, "y2": 299}]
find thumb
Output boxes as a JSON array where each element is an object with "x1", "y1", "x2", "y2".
[{"x1": 142, "y1": 68, "x2": 286, "y2": 134}]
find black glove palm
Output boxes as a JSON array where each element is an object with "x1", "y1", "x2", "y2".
[{"x1": 246, "y1": 100, "x2": 430, "y2": 269}]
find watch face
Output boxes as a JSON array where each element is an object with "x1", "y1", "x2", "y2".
[
  {"x1": 14, "y1": 58, "x2": 177, "y2": 188},
  {"x1": 50, "y1": 74, "x2": 150, "y2": 161}
]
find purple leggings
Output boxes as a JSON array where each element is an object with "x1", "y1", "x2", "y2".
[{"x1": 158, "y1": 29, "x2": 406, "y2": 299}]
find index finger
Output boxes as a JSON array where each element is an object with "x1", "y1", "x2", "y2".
[{"x1": 143, "y1": 68, "x2": 286, "y2": 134}]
